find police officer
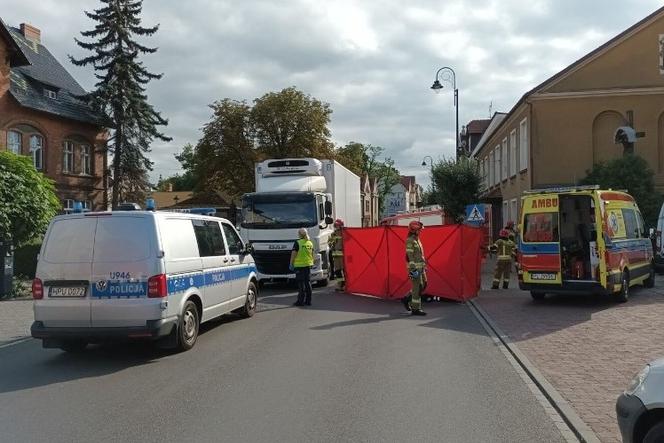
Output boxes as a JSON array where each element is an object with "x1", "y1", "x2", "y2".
[
  {"x1": 490, "y1": 229, "x2": 516, "y2": 289},
  {"x1": 290, "y1": 228, "x2": 314, "y2": 306},
  {"x1": 401, "y1": 220, "x2": 427, "y2": 316},
  {"x1": 329, "y1": 219, "x2": 345, "y2": 291}
]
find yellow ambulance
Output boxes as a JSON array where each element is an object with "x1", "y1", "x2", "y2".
[{"x1": 517, "y1": 185, "x2": 654, "y2": 302}]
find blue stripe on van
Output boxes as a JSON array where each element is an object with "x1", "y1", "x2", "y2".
[
  {"x1": 92, "y1": 281, "x2": 148, "y2": 298},
  {"x1": 606, "y1": 239, "x2": 650, "y2": 252},
  {"x1": 167, "y1": 265, "x2": 257, "y2": 295},
  {"x1": 518, "y1": 243, "x2": 560, "y2": 254}
]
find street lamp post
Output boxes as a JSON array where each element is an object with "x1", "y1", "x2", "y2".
[
  {"x1": 422, "y1": 155, "x2": 434, "y2": 205},
  {"x1": 430, "y1": 67, "x2": 459, "y2": 158}
]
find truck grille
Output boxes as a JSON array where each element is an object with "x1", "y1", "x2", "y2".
[{"x1": 252, "y1": 250, "x2": 292, "y2": 275}]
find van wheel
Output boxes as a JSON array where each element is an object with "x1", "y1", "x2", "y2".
[
  {"x1": 530, "y1": 291, "x2": 546, "y2": 301},
  {"x1": 239, "y1": 282, "x2": 258, "y2": 318},
  {"x1": 60, "y1": 340, "x2": 88, "y2": 353},
  {"x1": 644, "y1": 265, "x2": 656, "y2": 288},
  {"x1": 616, "y1": 271, "x2": 630, "y2": 303},
  {"x1": 177, "y1": 300, "x2": 199, "y2": 351},
  {"x1": 644, "y1": 422, "x2": 664, "y2": 443}
]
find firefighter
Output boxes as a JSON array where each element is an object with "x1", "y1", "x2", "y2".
[
  {"x1": 490, "y1": 229, "x2": 516, "y2": 289},
  {"x1": 401, "y1": 220, "x2": 427, "y2": 316},
  {"x1": 505, "y1": 220, "x2": 517, "y2": 242},
  {"x1": 329, "y1": 219, "x2": 345, "y2": 291}
]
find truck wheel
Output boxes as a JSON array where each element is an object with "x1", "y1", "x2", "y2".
[
  {"x1": 177, "y1": 300, "x2": 199, "y2": 351},
  {"x1": 60, "y1": 340, "x2": 88, "y2": 353},
  {"x1": 239, "y1": 282, "x2": 258, "y2": 318},
  {"x1": 644, "y1": 264, "x2": 656, "y2": 288},
  {"x1": 616, "y1": 271, "x2": 630, "y2": 303},
  {"x1": 530, "y1": 291, "x2": 546, "y2": 301},
  {"x1": 644, "y1": 421, "x2": 664, "y2": 443}
]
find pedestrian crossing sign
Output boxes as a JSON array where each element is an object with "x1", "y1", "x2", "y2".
[{"x1": 466, "y1": 204, "x2": 485, "y2": 224}]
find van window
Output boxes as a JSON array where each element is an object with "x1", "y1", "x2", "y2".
[
  {"x1": 43, "y1": 218, "x2": 96, "y2": 263},
  {"x1": 192, "y1": 220, "x2": 226, "y2": 257},
  {"x1": 162, "y1": 218, "x2": 200, "y2": 260},
  {"x1": 622, "y1": 209, "x2": 639, "y2": 240},
  {"x1": 523, "y1": 213, "x2": 559, "y2": 242},
  {"x1": 606, "y1": 209, "x2": 627, "y2": 239},
  {"x1": 93, "y1": 217, "x2": 151, "y2": 262},
  {"x1": 222, "y1": 223, "x2": 244, "y2": 255}
]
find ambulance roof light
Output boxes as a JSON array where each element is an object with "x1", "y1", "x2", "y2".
[{"x1": 73, "y1": 201, "x2": 83, "y2": 213}]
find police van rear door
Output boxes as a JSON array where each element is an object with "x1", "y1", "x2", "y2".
[{"x1": 90, "y1": 214, "x2": 161, "y2": 327}]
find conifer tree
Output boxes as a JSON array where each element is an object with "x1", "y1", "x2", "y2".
[{"x1": 71, "y1": 0, "x2": 170, "y2": 207}]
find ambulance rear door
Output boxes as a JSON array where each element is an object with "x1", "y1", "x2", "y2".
[{"x1": 520, "y1": 194, "x2": 562, "y2": 285}]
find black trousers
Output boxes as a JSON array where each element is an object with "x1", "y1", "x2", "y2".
[{"x1": 295, "y1": 266, "x2": 313, "y2": 304}]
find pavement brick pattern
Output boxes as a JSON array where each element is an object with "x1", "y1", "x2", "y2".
[
  {"x1": 476, "y1": 260, "x2": 664, "y2": 443},
  {"x1": 0, "y1": 299, "x2": 32, "y2": 346}
]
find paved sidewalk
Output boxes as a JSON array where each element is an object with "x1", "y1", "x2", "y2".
[
  {"x1": 475, "y1": 258, "x2": 664, "y2": 443},
  {"x1": 0, "y1": 297, "x2": 32, "y2": 346}
]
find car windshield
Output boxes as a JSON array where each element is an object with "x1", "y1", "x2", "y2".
[{"x1": 241, "y1": 194, "x2": 317, "y2": 229}]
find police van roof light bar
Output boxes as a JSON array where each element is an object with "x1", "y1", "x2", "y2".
[{"x1": 163, "y1": 207, "x2": 217, "y2": 216}]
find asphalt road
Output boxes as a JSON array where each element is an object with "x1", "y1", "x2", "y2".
[{"x1": 0, "y1": 286, "x2": 565, "y2": 443}]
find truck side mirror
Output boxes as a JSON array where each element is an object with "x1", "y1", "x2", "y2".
[
  {"x1": 324, "y1": 201, "x2": 333, "y2": 216},
  {"x1": 325, "y1": 216, "x2": 334, "y2": 226}
]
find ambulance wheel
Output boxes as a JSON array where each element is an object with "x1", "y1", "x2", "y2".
[
  {"x1": 530, "y1": 291, "x2": 546, "y2": 301},
  {"x1": 59, "y1": 340, "x2": 87, "y2": 353},
  {"x1": 239, "y1": 282, "x2": 257, "y2": 318},
  {"x1": 644, "y1": 264, "x2": 655, "y2": 288},
  {"x1": 177, "y1": 300, "x2": 199, "y2": 351},
  {"x1": 616, "y1": 271, "x2": 630, "y2": 303}
]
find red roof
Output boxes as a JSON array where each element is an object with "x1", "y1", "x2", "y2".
[
  {"x1": 466, "y1": 119, "x2": 491, "y2": 134},
  {"x1": 400, "y1": 176, "x2": 416, "y2": 189}
]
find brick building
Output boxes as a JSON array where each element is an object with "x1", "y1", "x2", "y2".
[{"x1": 0, "y1": 19, "x2": 107, "y2": 210}]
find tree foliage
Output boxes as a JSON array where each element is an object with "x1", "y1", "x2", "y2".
[
  {"x1": 580, "y1": 154, "x2": 664, "y2": 228},
  {"x1": 156, "y1": 144, "x2": 199, "y2": 192},
  {"x1": 0, "y1": 153, "x2": 60, "y2": 246},
  {"x1": 430, "y1": 157, "x2": 484, "y2": 223},
  {"x1": 335, "y1": 142, "x2": 401, "y2": 213},
  {"x1": 71, "y1": 0, "x2": 170, "y2": 207},
  {"x1": 185, "y1": 87, "x2": 335, "y2": 198}
]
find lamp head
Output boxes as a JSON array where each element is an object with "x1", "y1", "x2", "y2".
[{"x1": 430, "y1": 79, "x2": 444, "y2": 94}]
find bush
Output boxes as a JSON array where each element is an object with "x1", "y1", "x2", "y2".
[
  {"x1": 14, "y1": 241, "x2": 41, "y2": 279},
  {"x1": 430, "y1": 157, "x2": 484, "y2": 223}
]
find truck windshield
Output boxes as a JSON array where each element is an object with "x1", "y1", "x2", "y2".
[{"x1": 241, "y1": 194, "x2": 317, "y2": 229}]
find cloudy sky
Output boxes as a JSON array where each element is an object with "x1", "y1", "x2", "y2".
[{"x1": 4, "y1": 0, "x2": 663, "y2": 187}]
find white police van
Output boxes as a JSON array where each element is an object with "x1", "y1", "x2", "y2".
[{"x1": 31, "y1": 206, "x2": 258, "y2": 352}]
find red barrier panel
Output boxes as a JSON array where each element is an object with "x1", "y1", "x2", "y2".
[{"x1": 343, "y1": 225, "x2": 482, "y2": 302}]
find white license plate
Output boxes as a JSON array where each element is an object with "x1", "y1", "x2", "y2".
[
  {"x1": 49, "y1": 286, "x2": 86, "y2": 297},
  {"x1": 530, "y1": 272, "x2": 557, "y2": 281}
]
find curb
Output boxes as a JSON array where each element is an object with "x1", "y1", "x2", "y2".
[
  {"x1": 468, "y1": 299, "x2": 601, "y2": 443},
  {"x1": 0, "y1": 336, "x2": 32, "y2": 349}
]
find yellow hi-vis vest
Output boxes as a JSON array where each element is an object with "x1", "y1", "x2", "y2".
[{"x1": 294, "y1": 239, "x2": 314, "y2": 268}]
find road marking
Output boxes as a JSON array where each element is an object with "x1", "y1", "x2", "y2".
[
  {"x1": 467, "y1": 300, "x2": 600, "y2": 443},
  {"x1": 0, "y1": 337, "x2": 32, "y2": 349}
]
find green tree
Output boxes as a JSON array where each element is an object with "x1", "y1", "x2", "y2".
[
  {"x1": 580, "y1": 154, "x2": 663, "y2": 227},
  {"x1": 0, "y1": 153, "x2": 60, "y2": 247},
  {"x1": 430, "y1": 157, "x2": 484, "y2": 223},
  {"x1": 156, "y1": 144, "x2": 199, "y2": 191},
  {"x1": 335, "y1": 142, "x2": 401, "y2": 213},
  {"x1": 71, "y1": 0, "x2": 170, "y2": 208},
  {"x1": 252, "y1": 87, "x2": 334, "y2": 159}
]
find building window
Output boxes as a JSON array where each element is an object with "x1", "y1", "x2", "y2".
[
  {"x1": 502, "y1": 201, "x2": 508, "y2": 226},
  {"x1": 7, "y1": 130, "x2": 21, "y2": 154},
  {"x1": 83, "y1": 200, "x2": 92, "y2": 211},
  {"x1": 489, "y1": 151, "x2": 494, "y2": 187},
  {"x1": 63, "y1": 141, "x2": 74, "y2": 173},
  {"x1": 510, "y1": 130, "x2": 517, "y2": 178},
  {"x1": 502, "y1": 138, "x2": 508, "y2": 181},
  {"x1": 30, "y1": 134, "x2": 43, "y2": 170},
  {"x1": 519, "y1": 118, "x2": 528, "y2": 171},
  {"x1": 43, "y1": 89, "x2": 57, "y2": 99},
  {"x1": 494, "y1": 146, "x2": 500, "y2": 185},
  {"x1": 81, "y1": 145, "x2": 91, "y2": 175},
  {"x1": 510, "y1": 199, "x2": 518, "y2": 224}
]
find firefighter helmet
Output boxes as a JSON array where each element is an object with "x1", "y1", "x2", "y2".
[
  {"x1": 506, "y1": 220, "x2": 515, "y2": 229},
  {"x1": 499, "y1": 229, "x2": 509, "y2": 238},
  {"x1": 334, "y1": 219, "x2": 344, "y2": 228},
  {"x1": 409, "y1": 220, "x2": 424, "y2": 232}
]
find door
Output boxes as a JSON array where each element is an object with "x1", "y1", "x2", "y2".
[
  {"x1": 192, "y1": 219, "x2": 231, "y2": 317},
  {"x1": 520, "y1": 197, "x2": 562, "y2": 285},
  {"x1": 36, "y1": 217, "x2": 97, "y2": 327},
  {"x1": 222, "y1": 222, "x2": 250, "y2": 301},
  {"x1": 90, "y1": 215, "x2": 160, "y2": 327}
]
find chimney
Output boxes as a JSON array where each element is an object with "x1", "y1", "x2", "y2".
[{"x1": 20, "y1": 23, "x2": 40, "y2": 45}]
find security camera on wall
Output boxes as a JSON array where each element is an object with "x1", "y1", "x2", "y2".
[{"x1": 614, "y1": 126, "x2": 637, "y2": 144}]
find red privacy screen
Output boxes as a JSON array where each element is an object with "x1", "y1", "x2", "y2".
[{"x1": 343, "y1": 225, "x2": 482, "y2": 302}]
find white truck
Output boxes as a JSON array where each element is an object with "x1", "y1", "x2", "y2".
[{"x1": 239, "y1": 158, "x2": 361, "y2": 285}]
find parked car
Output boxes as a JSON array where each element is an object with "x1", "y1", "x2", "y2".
[
  {"x1": 616, "y1": 358, "x2": 664, "y2": 443},
  {"x1": 31, "y1": 209, "x2": 258, "y2": 352}
]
